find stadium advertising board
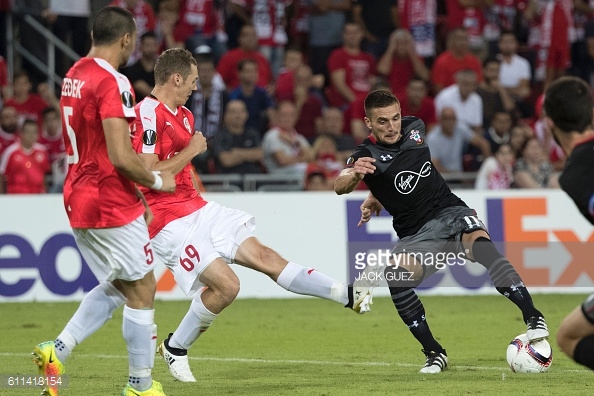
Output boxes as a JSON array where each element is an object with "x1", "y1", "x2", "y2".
[{"x1": 1, "y1": 191, "x2": 592, "y2": 302}]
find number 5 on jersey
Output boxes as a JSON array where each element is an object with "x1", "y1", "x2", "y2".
[{"x1": 62, "y1": 106, "x2": 79, "y2": 164}]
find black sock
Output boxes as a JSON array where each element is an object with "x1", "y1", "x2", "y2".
[
  {"x1": 574, "y1": 335, "x2": 594, "y2": 370},
  {"x1": 389, "y1": 286, "x2": 444, "y2": 353},
  {"x1": 472, "y1": 237, "x2": 542, "y2": 322}
]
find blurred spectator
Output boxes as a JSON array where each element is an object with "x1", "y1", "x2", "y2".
[
  {"x1": 231, "y1": 0, "x2": 288, "y2": 77},
  {"x1": 435, "y1": 69, "x2": 483, "y2": 133},
  {"x1": 154, "y1": 0, "x2": 181, "y2": 51},
  {"x1": 431, "y1": 28, "x2": 483, "y2": 94},
  {"x1": 308, "y1": 0, "x2": 351, "y2": 80},
  {"x1": 38, "y1": 107, "x2": 66, "y2": 192},
  {"x1": 352, "y1": 0, "x2": 399, "y2": 60},
  {"x1": 304, "y1": 163, "x2": 332, "y2": 191},
  {"x1": 311, "y1": 133, "x2": 343, "y2": 175},
  {"x1": 48, "y1": 0, "x2": 91, "y2": 77},
  {"x1": 0, "y1": 0, "x2": 9, "y2": 58},
  {"x1": 188, "y1": 49, "x2": 229, "y2": 141},
  {"x1": 513, "y1": 137, "x2": 559, "y2": 188},
  {"x1": 476, "y1": 56, "x2": 516, "y2": 129},
  {"x1": 474, "y1": 143, "x2": 515, "y2": 190},
  {"x1": 122, "y1": 31, "x2": 158, "y2": 102},
  {"x1": 174, "y1": 0, "x2": 227, "y2": 63},
  {"x1": 427, "y1": 107, "x2": 491, "y2": 173},
  {"x1": 217, "y1": 24, "x2": 274, "y2": 91},
  {"x1": 262, "y1": 100, "x2": 312, "y2": 176},
  {"x1": 484, "y1": 111, "x2": 513, "y2": 153},
  {"x1": 4, "y1": 71, "x2": 53, "y2": 129},
  {"x1": 399, "y1": 77, "x2": 437, "y2": 131},
  {"x1": 285, "y1": 0, "x2": 310, "y2": 51},
  {"x1": 509, "y1": 123, "x2": 531, "y2": 157},
  {"x1": 527, "y1": 0, "x2": 574, "y2": 87},
  {"x1": 110, "y1": 0, "x2": 156, "y2": 65},
  {"x1": 229, "y1": 58, "x2": 275, "y2": 135},
  {"x1": 317, "y1": 106, "x2": 356, "y2": 162},
  {"x1": 326, "y1": 21, "x2": 376, "y2": 109},
  {"x1": 398, "y1": 0, "x2": 437, "y2": 65},
  {"x1": 0, "y1": 55, "x2": 10, "y2": 105},
  {"x1": 0, "y1": 106, "x2": 19, "y2": 157},
  {"x1": 0, "y1": 119, "x2": 50, "y2": 194},
  {"x1": 276, "y1": 48, "x2": 324, "y2": 101},
  {"x1": 377, "y1": 29, "x2": 430, "y2": 98},
  {"x1": 445, "y1": 0, "x2": 487, "y2": 58},
  {"x1": 532, "y1": 94, "x2": 566, "y2": 170},
  {"x1": 497, "y1": 30, "x2": 532, "y2": 117},
  {"x1": 278, "y1": 64, "x2": 323, "y2": 142},
  {"x1": 348, "y1": 78, "x2": 390, "y2": 143},
  {"x1": 211, "y1": 100, "x2": 263, "y2": 174}
]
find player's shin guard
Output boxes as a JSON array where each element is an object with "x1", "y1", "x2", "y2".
[
  {"x1": 123, "y1": 306, "x2": 155, "y2": 392},
  {"x1": 387, "y1": 267, "x2": 444, "y2": 353},
  {"x1": 277, "y1": 261, "x2": 348, "y2": 304},
  {"x1": 573, "y1": 335, "x2": 594, "y2": 370},
  {"x1": 472, "y1": 237, "x2": 542, "y2": 322},
  {"x1": 57, "y1": 281, "x2": 126, "y2": 362},
  {"x1": 169, "y1": 290, "x2": 217, "y2": 350}
]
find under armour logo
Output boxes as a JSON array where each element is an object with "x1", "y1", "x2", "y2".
[
  {"x1": 380, "y1": 154, "x2": 393, "y2": 161},
  {"x1": 394, "y1": 161, "x2": 431, "y2": 194}
]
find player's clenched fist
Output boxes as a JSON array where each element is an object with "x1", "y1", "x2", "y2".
[{"x1": 188, "y1": 131, "x2": 207, "y2": 156}]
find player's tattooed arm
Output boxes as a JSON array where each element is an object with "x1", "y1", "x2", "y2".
[{"x1": 334, "y1": 157, "x2": 376, "y2": 195}]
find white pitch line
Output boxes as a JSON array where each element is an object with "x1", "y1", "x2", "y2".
[{"x1": 2, "y1": 352, "x2": 589, "y2": 373}]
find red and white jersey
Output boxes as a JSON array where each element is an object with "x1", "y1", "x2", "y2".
[
  {"x1": 38, "y1": 129, "x2": 66, "y2": 164},
  {"x1": 133, "y1": 96, "x2": 207, "y2": 238},
  {"x1": 110, "y1": 0, "x2": 156, "y2": 64},
  {"x1": 0, "y1": 128, "x2": 18, "y2": 157},
  {"x1": 235, "y1": 0, "x2": 288, "y2": 46},
  {"x1": 61, "y1": 57, "x2": 144, "y2": 229},
  {"x1": 174, "y1": 0, "x2": 220, "y2": 42},
  {"x1": 0, "y1": 142, "x2": 50, "y2": 193}
]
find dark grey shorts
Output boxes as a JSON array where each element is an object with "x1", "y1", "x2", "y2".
[
  {"x1": 390, "y1": 206, "x2": 488, "y2": 282},
  {"x1": 581, "y1": 294, "x2": 594, "y2": 325}
]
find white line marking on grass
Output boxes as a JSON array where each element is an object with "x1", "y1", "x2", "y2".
[{"x1": 2, "y1": 353, "x2": 589, "y2": 373}]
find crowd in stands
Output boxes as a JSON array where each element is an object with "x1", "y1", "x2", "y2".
[{"x1": 1, "y1": 0, "x2": 593, "y2": 194}]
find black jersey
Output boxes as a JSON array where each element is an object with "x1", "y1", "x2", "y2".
[
  {"x1": 347, "y1": 116, "x2": 466, "y2": 237},
  {"x1": 559, "y1": 138, "x2": 594, "y2": 225}
]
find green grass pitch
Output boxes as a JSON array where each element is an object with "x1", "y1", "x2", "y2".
[{"x1": 1, "y1": 294, "x2": 592, "y2": 395}]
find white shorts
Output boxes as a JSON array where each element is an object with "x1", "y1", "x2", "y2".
[
  {"x1": 151, "y1": 201, "x2": 255, "y2": 296},
  {"x1": 73, "y1": 215, "x2": 156, "y2": 282}
]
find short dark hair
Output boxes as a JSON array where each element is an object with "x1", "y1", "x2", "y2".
[
  {"x1": 238, "y1": 58, "x2": 258, "y2": 72},
  {"x1": 194, "y1": 52, "x2": 215, "y2": 65},
  {"x1": 364, "y1": 90, "x2": 399, "y2": 118},
  {"x1": 482, "y1": 56, "x2": 500, "y2": 68},
  {"x1": 154, "y1": 48, "x2": 197, "y2": 85},
  {"x1": 21, "y1": 119, "x2": 38, "y2": 130},
  {"x1": 141, "y1": 31, "x2": 157, "y2": 42},
  {"x1": 544, "y1": 76, "x2": 593, "y2": 134},
  {"x1": 92, "y1": 6, "x2": 137, "y2": 46},
  {"x1": 42, "y1": 106, "x2": 58, "y2": 117}
]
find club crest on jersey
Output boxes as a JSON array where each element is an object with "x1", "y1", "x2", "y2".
[
  {"x1": 183, "y1": 116, "x2": 191, "y2": 133},
  {"x1": 409, "y1": 130, "x2": 423, "y2": 144},
  {"x1": 380, "y1": 154, "x2": 393, "y2": 162},
  {"x1": 121, "y1": 91, "x2": 134, "y2": 108},
  {"x1": 394, "y1": 161, "x2": 431, "y2": 194},
  {"x1": 143, "y1": 129, "x2": 158, "y2": 145}
]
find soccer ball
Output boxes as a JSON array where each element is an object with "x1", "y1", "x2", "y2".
[{"x1": 506, "y1": 333, "x2": 552, "y2": 373}]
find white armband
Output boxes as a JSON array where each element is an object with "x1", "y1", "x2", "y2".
[{"x1": 151, "y1": 171, "x2": 163, "y2": 190}]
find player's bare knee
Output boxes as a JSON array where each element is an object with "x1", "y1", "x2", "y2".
[
  {"x1": 556, "y1": 329, "x2": 574, "y2": 357},
  {"x1": 215, "y1": 273, "x2": 240, "y2": 308}
]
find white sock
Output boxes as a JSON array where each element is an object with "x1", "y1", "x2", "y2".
[
  {"x1": 169, "y1": 292, "x2": 217, "y2": 350},
  {"x1": 276, "y1": 262, "x2": 348, "y2": 304},
  {"x1": 56, "y1": 281, "x2": 125, "y2": 362},
  {"x1": 123, "y1": 305, "x2": 155, "y2": 391}
]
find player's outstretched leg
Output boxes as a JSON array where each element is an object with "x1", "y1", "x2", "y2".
[
  {"x1": 235, "y1": 236, "x2": 375, "y2": 314},
  {"x1": 471, "y1": 236, "x2": 548, "y2": 341}
]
